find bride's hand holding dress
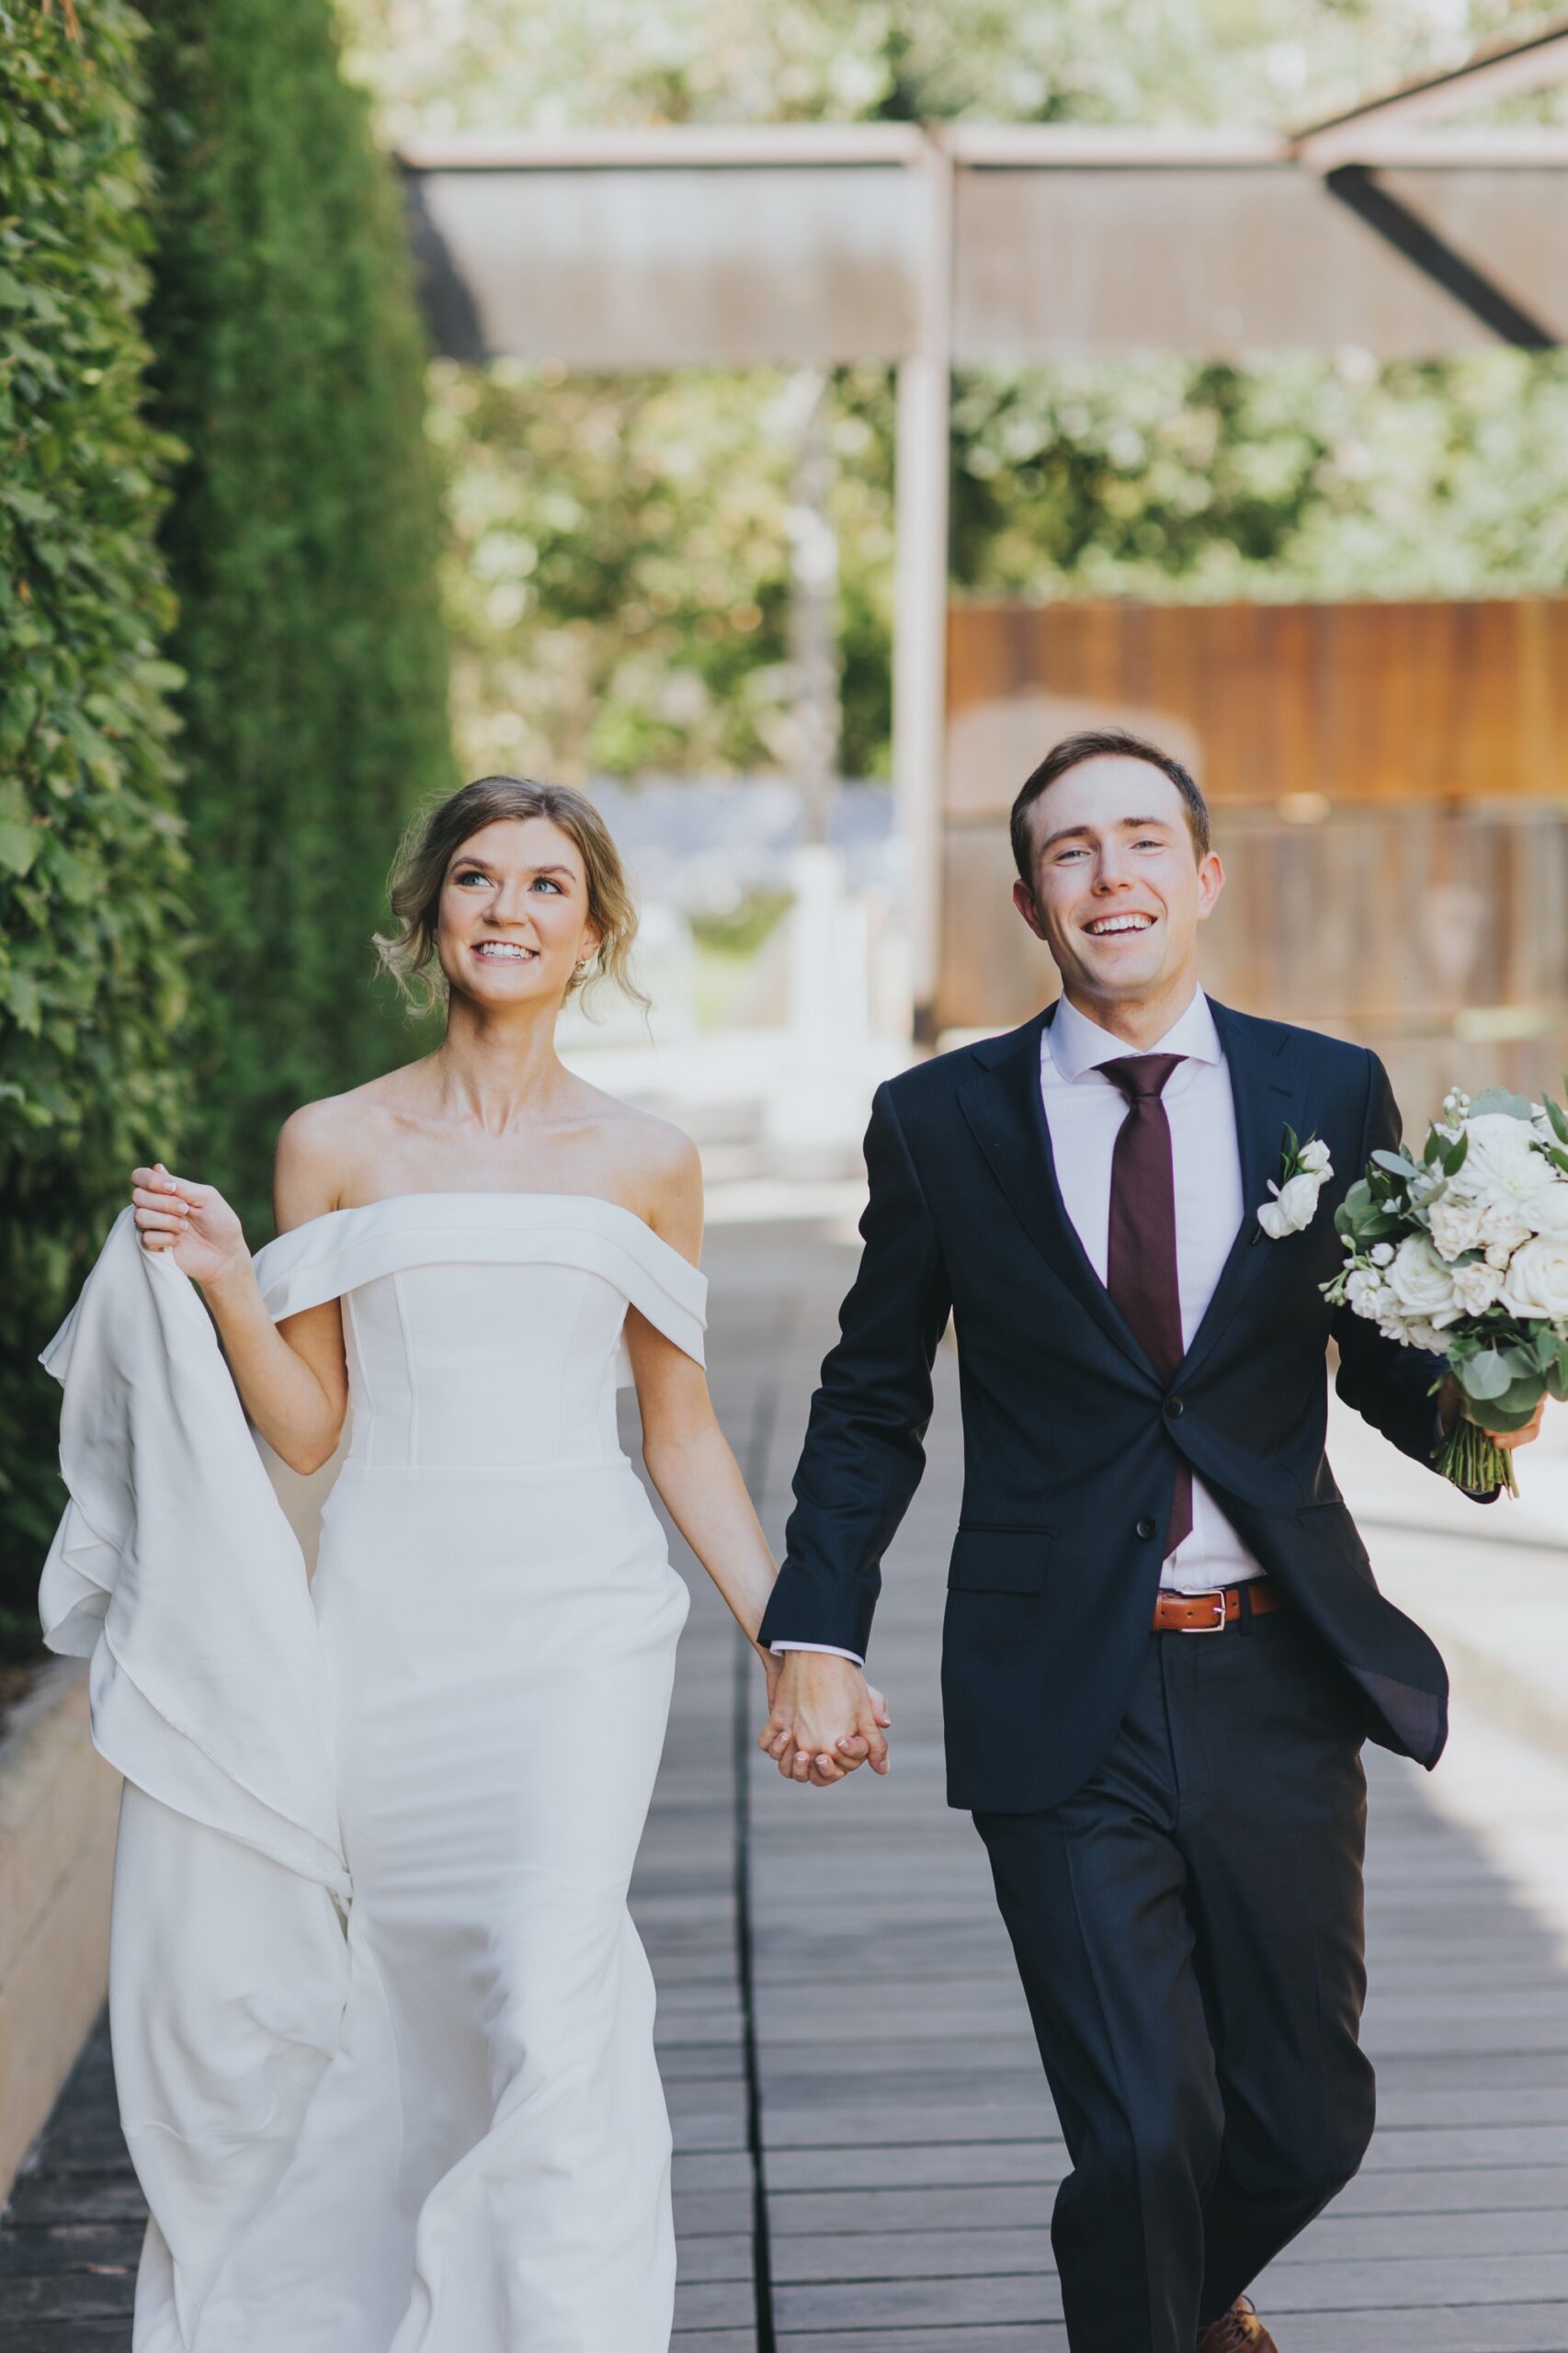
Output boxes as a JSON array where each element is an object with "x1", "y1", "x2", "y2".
[
  {"x1": 131, "y1": 1162, "x2": 242, "y2": 1279},
  {"x1": 130, "y1": 1157, "x2": 350, "y2": 1479}
]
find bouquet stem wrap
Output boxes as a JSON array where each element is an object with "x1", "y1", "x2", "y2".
[{"x1": 1435, "y1": 1415, "x2": 1519, "y2": 1500}]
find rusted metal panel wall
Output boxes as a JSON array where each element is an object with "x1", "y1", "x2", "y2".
[{"x1": 941, "y1": 597, "x2": 1568, "y2": 1113}]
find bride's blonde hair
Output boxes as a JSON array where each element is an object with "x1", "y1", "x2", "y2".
[{"x1": 375, "y1": 776, "x2": 646, "y2": 1018}]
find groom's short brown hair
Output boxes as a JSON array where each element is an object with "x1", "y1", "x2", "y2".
[{"x1": 1010, "y1": 729, "x2": 1211, "y2": 881}]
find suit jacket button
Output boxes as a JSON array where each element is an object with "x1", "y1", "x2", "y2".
[
  {"x1": 1136, "y1": 1515, "x2": 1158, "y2": 1540},
  {"x1": 1165, "y1": 1395, "x2": 1184, "y2": 1418}
]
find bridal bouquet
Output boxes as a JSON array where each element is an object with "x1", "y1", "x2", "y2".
[{"x1": 1324, "y1": 1086, "x2": 1568, "y2": 1497}]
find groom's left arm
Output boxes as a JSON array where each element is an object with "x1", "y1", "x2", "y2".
[{"x1": 1330, "y1": 1050, "x2": 1459, "y2": 1473}]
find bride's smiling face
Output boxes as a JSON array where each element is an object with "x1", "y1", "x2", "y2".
[{"x1": 435, "y1": 816, "x2": 602, "y2": 1010}]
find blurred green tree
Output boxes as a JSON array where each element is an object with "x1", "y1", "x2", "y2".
[
  {"x1": 340, "y1": 0, "x2": 1567, "y2": 144},
  {"x1": 432, "y1": 363, "x2": 894, "y2": 782}
]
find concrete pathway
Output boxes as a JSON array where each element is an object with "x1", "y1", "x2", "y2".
[{"x1": 5, "y1": 1216, "x2": 1568, "y2": 2352}]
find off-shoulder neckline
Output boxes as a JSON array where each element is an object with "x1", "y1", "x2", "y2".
[{"x1": 263, "y1": 1190, "x2": 699, "y2": 1275}]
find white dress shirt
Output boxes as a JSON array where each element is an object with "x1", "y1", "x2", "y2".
[
  {"x1": 1041, "y1": 988, "x2": 1263, "y2": 1593},
  {"x1": 772, "y1": 984, "x2": 1262, "y2": 1665}
]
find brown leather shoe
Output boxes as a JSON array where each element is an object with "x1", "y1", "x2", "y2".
[{"x1": 1196, "y1": 2298, "x2": 1279, "y2": 2353}]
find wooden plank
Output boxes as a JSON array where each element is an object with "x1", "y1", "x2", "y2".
[{"x1": 766, "y1": 2165, "x2": 1568, "y2": 2235}]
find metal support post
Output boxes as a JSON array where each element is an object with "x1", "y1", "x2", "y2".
[{"x1": 892, "y1": 133, "x2": 954, "y2": 1047}]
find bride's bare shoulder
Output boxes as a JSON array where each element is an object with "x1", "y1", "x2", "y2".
[
  {"x1": 274, "y1": 1070, "x2": 415, "y2": 1227},
  {"x1": 584, "y1": 1088, "x2": 701, "y2": 1258}
]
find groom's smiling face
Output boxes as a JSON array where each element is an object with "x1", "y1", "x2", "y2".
[{"x1": 1012, "y1": 754, "x2": 1224, "y2": 1014}]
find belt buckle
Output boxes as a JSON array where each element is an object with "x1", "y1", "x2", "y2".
[{"x1": 1181, "y1": 1588, "x2": 1229, "y2": 1634}]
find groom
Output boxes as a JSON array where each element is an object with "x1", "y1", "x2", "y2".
[{"x1": 758, "y1": 729, "x2": 1540, "y2": 2353}]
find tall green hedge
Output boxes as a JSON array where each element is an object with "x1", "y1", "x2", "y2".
[
  {"x1": 0, "y1": 0, "x2": 192, "y2": 1650},
  {"x1": 140, "y1": 0, "x2": 454, "y2": 1234}
]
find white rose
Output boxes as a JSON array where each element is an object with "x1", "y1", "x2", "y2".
[
  {"x1": 1427, "y1": 1195, "x2": 1484, "y2": 1263},
  {"x1": 1370, "y1": 1242, "x2": 1395, "y2": 1267},
  {"x1": 1403, "y1": 1316, "x2": 1446, "y2": 1354},
  {"x1": 1346, "y1": 1267, "x2": 1383, "y2": 1320},
  {"x1": 1453, "y1": 1113, "x2": 1552, "y2": 1220},
  {"x1": 1501, "y1": 1235, "x2": 1568, "y2": 1320},
  {"x1": 1528, "y1": 1182, "x2": 1568, "y2": 1239},
  {"x1": 1375, "y1": 1290, "x2": 1411, "y2": 1341},
  {"x1": 1450, "y1": 1259, "x2": 1506, "y2": 1317},
  {"x1": 1257, "y1": 1169, "x2": 1324, "y2": 1239},
  {"x1": 1297, "y1": 1138, "x2": 1332, "y2": 1176},
  {"x1": 1479, "y1": 1200, "x2": 1534, "y2": 1256},
  {"x1": 1385, "y1": 1233, "x2": 1461, "y2": 1328}
]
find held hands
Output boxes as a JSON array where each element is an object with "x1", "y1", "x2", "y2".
[
  {"x1": 131, "y1": 1165, "x2": 246, "y2": 1288},
  {"x1": 757, "y1": 1651, "x2": 892, "y2": 1789}
]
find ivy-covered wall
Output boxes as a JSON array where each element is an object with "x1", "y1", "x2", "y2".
[
  {"x1": 140, "y1": 0, "x2": 454, "y2": 1236},
  {"x1": 0, "y1": 0, "x2": 192, "y2": 1650}
]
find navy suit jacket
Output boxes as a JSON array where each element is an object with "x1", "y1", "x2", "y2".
[{"x1": 757, "y1": 999, "x2": 1463, "y2": 1814}]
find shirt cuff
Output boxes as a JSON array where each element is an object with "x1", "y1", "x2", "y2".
[{"x1": 769, "y1": 1641, "x2": 866, "y2": 1666}]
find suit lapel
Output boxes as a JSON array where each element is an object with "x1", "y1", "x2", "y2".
[
  {"x1": 1176, "y1": 998, "x2": 1303, "y2": 1382},
  {"x1": 957, "y1": 1007, "x2": 1160, "y2": 1382}
]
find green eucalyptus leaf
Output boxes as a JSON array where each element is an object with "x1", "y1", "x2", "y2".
[
  {"x1": 1470, "y1": 1376, "x2": 1548, "y2": 1433},
  {"x1": 1468, "y1": 1088, "x2": 1538, "y2": 1121},
  {"x1": 1459, "y1": 1349, "x2": 1514, "y2": 1402}
]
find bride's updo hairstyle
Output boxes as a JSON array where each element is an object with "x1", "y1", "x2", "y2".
[{"x1": 376, "y1": 775, "x2": 647, "y2": 1017}]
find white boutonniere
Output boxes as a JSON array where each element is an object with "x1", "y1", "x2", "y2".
[{"x1": 1256, "y1": 1128, "x2": 1334, "y2": 1240}]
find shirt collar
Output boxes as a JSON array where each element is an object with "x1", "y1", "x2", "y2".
[{"x1": 1045, "y1": 987, "x2": 1221, "y2": 1084}]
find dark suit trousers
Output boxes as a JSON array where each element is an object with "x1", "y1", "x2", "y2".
[{"x1": 974, "y1": 1609, "x2": 1375, "y2": 2353}]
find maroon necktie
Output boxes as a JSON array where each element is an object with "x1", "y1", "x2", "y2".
[{"x1": 1102, "y1": 1054, "x2": 1191, "y2": 1556}]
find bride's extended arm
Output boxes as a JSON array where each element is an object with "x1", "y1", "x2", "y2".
[
  {"x1": 130, "y1": 1111, "x2": 348, "y2": 1473},
  {"x1": 629, "y1": 1134, "x2": 889, "y2": 1782},
  {"x1": 629, "y1": 1307, "x2": 778, "y2": 1665}
]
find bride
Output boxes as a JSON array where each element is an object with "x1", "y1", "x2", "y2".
[{"x1": 41, "y1": 775, "x2": 886, "y2": 2352}]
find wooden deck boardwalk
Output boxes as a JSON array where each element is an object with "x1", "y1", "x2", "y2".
[{"x1": 6, "y1": 1217, "x2": 1568, "y2": 2350}]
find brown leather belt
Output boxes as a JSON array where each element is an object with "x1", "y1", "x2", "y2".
[{"x1": 1152, "y1": 1580, "x2": 1290, "y2": 1635}]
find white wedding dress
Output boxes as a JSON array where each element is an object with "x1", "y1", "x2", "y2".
[{"x1": 39, "y1": 1192, "x2": 705, "y2": 2353}]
